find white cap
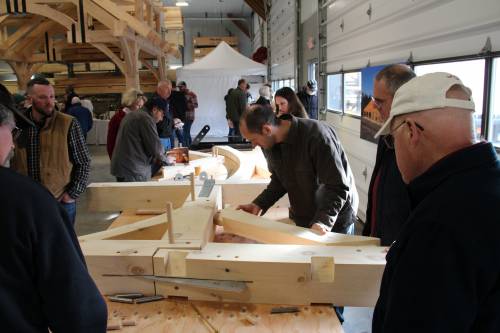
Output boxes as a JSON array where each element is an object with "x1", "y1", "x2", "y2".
[{"x1": 374, "y1": 72, "x2": 475, "y2": 138}]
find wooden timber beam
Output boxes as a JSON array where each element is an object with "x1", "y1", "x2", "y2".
[
  {"x1": 140, "y1": 58, "x2": 160, "y2": 81},
  {"x1": 25, "y1": 3, "x2": 76, "y2": 32},
  {"x1": 0, "y1": 16, "x2": 45, "y2": 50},
  {"x1": 93, "y1": 0, "x2": 167, "y2": 50},
  {"x1": 245, "y1": 0, "x2": 266, "y2": 20},
  {"x1": 86, "y1": 181, "x2": 191, "y2": 212},
  {"x1": 227, "y1": 13, "x2": 250, "y2": 38},
  {"x1": 120, "y1": 36, "x2": 140, "y2": 89},
  {"x1": 92, "y1": 42, "x2": 126, "y2": 74},
  {"x1": 7, "y1": 62, "x2": 43, "y2": 91},
  {"x1": 219, "y1": 209, "x2": 380, "y2": 246}
]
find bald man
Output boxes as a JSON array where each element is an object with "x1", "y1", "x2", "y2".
[
  {"x1": 372, "y1": 72, "x2": 500, "y2": 332},
  {"x1": 153, "y1": 80, "x2": 187, "y2": 148}
]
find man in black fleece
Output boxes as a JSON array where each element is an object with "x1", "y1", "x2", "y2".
[
  {"x1": 0, "y1": 104, "x2": 107, "y2": 332},
  {"x1": 372, "y1": 72, "x2": 500, "y2": 332}
]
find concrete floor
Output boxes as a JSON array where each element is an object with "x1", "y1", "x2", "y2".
[{"x1": 76, "y1": 145, "x2": 374, "y2": 333}]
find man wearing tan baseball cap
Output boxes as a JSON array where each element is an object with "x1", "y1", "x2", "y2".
[{"x1": 372, "y1": 72, "x2": 500, "y2": 332}]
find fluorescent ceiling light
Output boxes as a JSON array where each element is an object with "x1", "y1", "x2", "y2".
[
  {"x1": 169, "y1": 65, "x2": 183, "y2": 69},
  {"x1": 176, "y1": 1, "x2": 189, "y2": 6}
]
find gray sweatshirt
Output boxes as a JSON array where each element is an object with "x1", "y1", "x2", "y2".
[{"x1": 111, "y1": 110, "x2": 167, "y2": 181}]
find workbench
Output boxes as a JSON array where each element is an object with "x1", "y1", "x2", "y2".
[
  {"x1": 106, "y1": 298, "x2": 343, "y2": 332},
  {"x1": 104, "y1": 211, "x2": 344, "y2": 332}
]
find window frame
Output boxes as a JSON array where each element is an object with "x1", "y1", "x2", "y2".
[{"x1": 324, "y1": 52, "x2": 500, "y2": 152}]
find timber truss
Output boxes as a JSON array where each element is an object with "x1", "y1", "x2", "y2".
[
  {"x1": 0, "y1": 0, "x2": 179, "y2": 90},
  {"x1": 80, "y1": 146, "x2": 386, "y2": 307}
]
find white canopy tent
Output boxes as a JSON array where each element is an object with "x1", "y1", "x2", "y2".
[{"x1": 176, "y1": 41, "x2": 267, "y2": 138}]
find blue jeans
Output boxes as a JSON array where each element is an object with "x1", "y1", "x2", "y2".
[
  {"x1": 61, "y1": 201, "x2": 76, "y2": 226},
  {"x1": 169, "y1": 130, "x2": 184, "y2": 148},
  {"x1": 183, "y1": 120, "x2": 193, "y2": 147},
  {"x1": 160, "y1": 138, "x2": 171, "y2": 151}
]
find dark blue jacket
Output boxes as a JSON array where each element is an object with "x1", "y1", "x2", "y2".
[
  {"x1": 373, "y1": 142, "x2": 500, "y2": 333},
  {"x1": 0, "y1": 167, "x2": 107, "y2": 332},
  {"x1": 363, "y1": 138, "x2": 410, "y2": 245},
  {"x1": 68, "y1": 103, "x2": 93, "y2": 137},
  {"x1": 297, "y1": 91, "x2": 318, "y2": 119}
]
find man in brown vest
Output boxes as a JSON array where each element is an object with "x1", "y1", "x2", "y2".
[{"x1": 12, "y1": 77, "x2": 91, "y2": 226}]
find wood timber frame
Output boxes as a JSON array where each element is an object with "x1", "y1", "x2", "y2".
[
  {"x1": 0, "y1": 1, "x2": 179, "y2": 90},
  {"x1": 81, "y1": 147, "x2": 386, "y2": 307}
]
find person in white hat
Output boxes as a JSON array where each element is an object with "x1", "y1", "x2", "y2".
[{"x1": 372, "y1": 72, "x2": 500, "y2": 332}]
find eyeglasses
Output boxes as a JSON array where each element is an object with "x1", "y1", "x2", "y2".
[
  {"x1": 371, "y1": 96, "x2": 383, "y2": 109},
  {"x1": 11, "y1": 126, "x2": 21, "y2": 140},
  {"x1": 383, "y1": 120, "x2": 424, "y2": 149}
]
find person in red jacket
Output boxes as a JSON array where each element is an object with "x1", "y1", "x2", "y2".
[{"x1": 107, "y1": 88, "x2": 146, "y2": 159}]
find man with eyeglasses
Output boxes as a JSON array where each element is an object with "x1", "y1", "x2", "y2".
[
  {"x1": 372, "y1": 72, "x2": 500, "y2": 332},
  {"x1": 10, "y1": 77, "x2": 91, "y2": 226},
  {"x1": 0, "y1": 104, "x2": 108, "y2": 332},
  {"x1": 362, "y1": 64, "x2": 416, "y2": 246}
]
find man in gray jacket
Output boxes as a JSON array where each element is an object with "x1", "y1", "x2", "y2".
[
  {"x1": 238, "y1": 105, "x2": 358, "y2": 235},
  {"x1": 111, "y1": 98, "x2": 169, "y2": 182}
]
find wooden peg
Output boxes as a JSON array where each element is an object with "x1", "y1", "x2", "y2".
[
  {"x1": 166, "y1": 201, "x2": 174, "y2": 244},
  {"x1": 190, "y1": 172, "x2": 196, "y2": 201}
]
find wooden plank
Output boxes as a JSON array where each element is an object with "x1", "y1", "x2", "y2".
[
  {"x1": 193, "y1": 36, "x2": 238, "y2": 47},
  {"x1": 86, "y1": 181, "x2": 191, "y2": 212},
  {"x1": 81, "y1": 186, "x2": 220, "y2": 244},
  {"x1": 213, "y1": 145, "x2": 255, "y2": 180},
  {"x1": 79, "y1": 213, "x2": 169, "y2": 241},
  {"x1": 160, "y1": 243, "x2": 385, "y2": 307},
  {"x1": 80, "y1": 239, "x2": 201, "y2": 295},
  {"x1": 81, "y1": 240, "x2": 157, "y2": 295},
  {"x1": 219, "y1": 209, "x2": 380, "y2": 246},
  {"x1": 220, "y1": 179, "x2": 290, "y2": 209},
  {"x1": 193, "y1": 45, "x2": 238, "y2": 57},
  {"x1": 106, "y1": 299, "x2": 344, "y2": 332},
  {"x1": 311, "y1": 256, "x2": 335, "y2": 283},
  {"x1": 153, "y1": 249, "x2": 191, "y2": 277}
]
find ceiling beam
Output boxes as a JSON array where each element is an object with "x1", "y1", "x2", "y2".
[
  {"x1": 244, "y1": 0, "x2": 265, "y2": 20},
  {"x1": 227, "y1": 13, "x2": 250, "y2": 38}
]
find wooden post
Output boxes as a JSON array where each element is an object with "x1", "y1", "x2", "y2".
[
  {"x1": 190, "y1": 172, "x2": 196, "y2": 201},
  {"x1": 8, "y1": 61, "x2": 42, "y2": 92},
  {"x1": 166, "y1": 201, "x2": 174, "y2": 244}
]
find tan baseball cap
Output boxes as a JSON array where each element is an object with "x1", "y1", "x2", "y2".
[{"x1": 374, "y1": 72, "x2": 475, "y2": 138}]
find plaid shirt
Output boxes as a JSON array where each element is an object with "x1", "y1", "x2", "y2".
[
  {"x1": 185, "y1": 90, "x2": 198, "y2": 121},
  {"x1": 27, "y1": 110, "x2": 91, "y2": 199}
]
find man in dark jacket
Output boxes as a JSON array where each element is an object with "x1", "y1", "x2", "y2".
[
  {"x1": 297, "y1": 80, "x2": 318, "y2": 119},
  {"x1": 68, "y1": 96, "x2": 93, "y2": 140},
  {"x1": 362, "y1": 64, "x2": 415, "y2": 245},
  {"x1": 372, "y1": 72, "x2": 500, "y2": 332},
  {"x1": 0, "y1": 104, "x2": 107, "y2": 332},
  {"x1": 226, "y1": 79, "x2": 247, "y2": 142},
  {"x1": 238, "y1": 105, "x2": 359, "y2": 235},
  {"x1": 153, "y1": 80, "x2": 187, "y2": 148}
]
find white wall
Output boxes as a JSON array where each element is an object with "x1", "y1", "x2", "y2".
[
  {"x1": 269, "y1": 0, "x2": 296, "y2": 80},
  {"x1": 324, "y1": 0, "x2": 500, "y2": 72},
  {"x1": 252, "y1": 13, "x2": 267, "y2": 52},
  {"x1": 300, "y1": 0, "x2": 317, "y2": 23},
  {"x1": 323, "y1": 0, "x2": 500, "y2": 219}
]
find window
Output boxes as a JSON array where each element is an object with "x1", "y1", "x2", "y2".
[
  {"x1": 327, "y1": 74, "x2": 342, "y2": 112},
  {"x1": 290, "y1": 79, "x2": 295, "y2": 90},
  {"x1": 489, "y1": 58, "x2": 500, "y2": 147},
  {"x1": 343, "y1": 72, "x2": 362, "y2": 116},
  {"x1": 284, "y1": 79, "x2": 290, "y2": 87},
  {"x1": 415, "y1": 59, "x2": 485, "y2": 140}
]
